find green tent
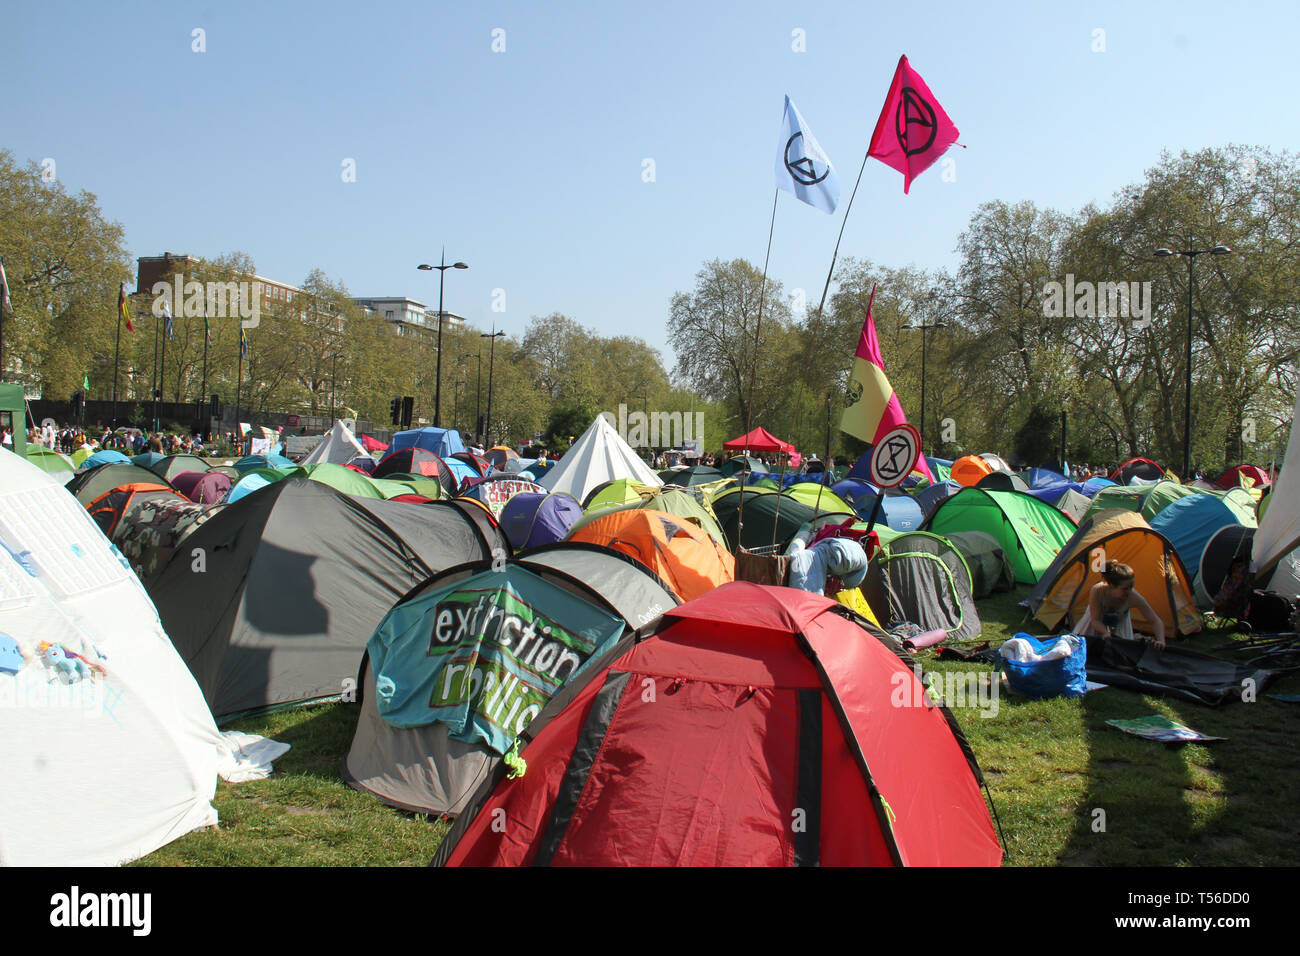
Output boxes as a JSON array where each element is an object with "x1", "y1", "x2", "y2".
[
  {"x1": 303, "y1": 462, "x2": 383, "y2": 498},
  {"x1": 923, "y1": 488, "x2": 1077, "y2": 585},
  {"x1": 1084, "y1": 480, "x2": 1200, "y2": 523},
  {"x1": 26, "y1": 446, "x2": 75, "y2": 474},
  {"x1": 710, "y1": 487, "x2": 847, "y2": 551},
  {"x1": 784, "y1": 482, "x2": 855, "y2": 516},
  {"x1": 370, "y1": 476, "x2": 444, "y2": 500}
]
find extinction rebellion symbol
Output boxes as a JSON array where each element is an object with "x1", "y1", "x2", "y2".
[
  {"x1": 784, "y1": 131, "x2": 830, "y2": 186},
  {"x1": 869, "y1": 423, "x2": 921, "y2": 489},
  {"x1": 895, "y1": 86, "x2": 937, "y2": 156}
]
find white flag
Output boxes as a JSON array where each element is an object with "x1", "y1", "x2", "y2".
[{"x1": 775, "y1": 96, "x2": 840, "y2": 214}]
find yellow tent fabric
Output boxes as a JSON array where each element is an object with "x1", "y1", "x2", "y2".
[
  {"x1": 1029, "y1": 509, "x2": 1201, "y2": 637},
  {"x1": 834, "y1": 586, "x2": 881, "y2": 627},
  {"x1": 784, "y1": 482, "x2": 855, "y2": 515}
]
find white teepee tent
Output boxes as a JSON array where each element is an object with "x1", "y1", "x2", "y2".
[
  {"x1": 300, "y1": 419, "x2": 368, "y2": 467},
  {"x1": 538, "y1": 414, "x2": 662, "y2": 503}
]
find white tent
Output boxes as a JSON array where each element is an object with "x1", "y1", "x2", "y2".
[
  {"x1": 300, "y1": 419, "x2": 369, "y2": 467},
  {"x1": 538, "y1": 414, "x2": 662, "y2": 503},
  {"x1": 1253, "y1": 388, "x2": 1300, "y2": 584},
  {"x1": 0, "y1": 452, "x2": 223, "y2": 866}
]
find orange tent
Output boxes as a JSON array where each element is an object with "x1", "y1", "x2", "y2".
[
  {"x1": 951, "y1": 455, "x2": 993, "y2": 487},
  {"x1": 568, "y1": 508, "x2": 735, "y2": 602}
]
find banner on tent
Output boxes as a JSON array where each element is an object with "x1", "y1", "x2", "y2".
[{"x1": 370, "y1": 569, "x2": 624, "y2": 754}]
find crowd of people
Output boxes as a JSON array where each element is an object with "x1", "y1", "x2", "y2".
[{"x1": 17, "y1": 421, "x2": 225, "y2": 457}]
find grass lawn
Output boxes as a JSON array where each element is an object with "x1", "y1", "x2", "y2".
[{"x1": 137, "y1": 587, "x2": 1300, "y2": 867}]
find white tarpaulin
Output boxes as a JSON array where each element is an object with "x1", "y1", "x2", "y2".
[
  {"x1": 1253, "y1": 388, "x2": 1300, "y2": 578},
  {"x1": 0, "y1": 452, "x2": 223, "y2": 866},
  {"x1": 539, "y1": 414, "x2": 662, "y2": 504}
]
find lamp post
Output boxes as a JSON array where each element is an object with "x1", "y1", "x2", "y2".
[
  {"x1": 901, "y1": 319, "x2": 948, "y2": 456},
  {"x1": 481, "y1": 328, "x2": 504, "y2": 447},
  {"x1": 1154, "y1": 239, "x2": 1232, "y2": 480},
  {"x1": 417, "y1": 250, "x2": 468, "y2": 428},
  {"x1": 474, "y1": 348, "x2": 483, "y2": 443}
]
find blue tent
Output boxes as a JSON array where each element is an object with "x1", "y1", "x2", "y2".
[
  {"x1": 1082, "y1": 476, "x2": 1116, "y2": 497},
  {"x1": 389, "y1": 427, "x2": 466, "y2": 459},
  {"x1": 1149, "y1": 495, "x2": 1252, "y2": 572},
  {"x1": 500, "y1": 492, "x2": 584, "y2": 551},
  {"x1": 1025, "y1": 467, "x2": 1069, "y2": 489},
  {"x1": 852, "y1": 491, "x2": 925, "y2": 531},
  {"x1": 235, "y1": 453, "x2": 294, "y2": 474},
  {"x1": 132, "y1": 452, "x2": 167, "y2": 469},
  {"x1": 81, "y1": 449, "x2": 132, "y2": 470}
]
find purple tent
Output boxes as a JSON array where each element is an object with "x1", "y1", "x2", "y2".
[
  {"x1": 172, "y1": 470, "x2": 234, "y2": 504},
  {"x1": 499, "y1": 492, "x2": 583, "y2": 551}
]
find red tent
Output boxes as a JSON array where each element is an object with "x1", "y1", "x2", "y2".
[
  {"x1": 434, "y1": 581, "x2": 1002, "y2": 867},
  {"x1": 1217, "y1": 464, "x2": 1270, "y2": 490},
  {"x1": 359, "y1": 434, "x2": 389, "y2": 454},
  {"x1": 722, "y1": 427, "x2": 795, "y2": 454}
]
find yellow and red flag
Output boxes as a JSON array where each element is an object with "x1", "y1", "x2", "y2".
[
  {"x1": 839, "y1": 284, "x2": 934, "y2": 480},
  {"x1": 118, "y1": 282, "x2": 134, "y2": 332}
]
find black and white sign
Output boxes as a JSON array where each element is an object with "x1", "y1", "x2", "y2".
[{"x1": 869, "y1": 423, "x2": 921, "y2": 489}]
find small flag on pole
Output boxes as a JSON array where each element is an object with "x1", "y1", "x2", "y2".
[
  {"x1": 0, "y1": 261, "x2": 12, "y2": 316},
  {"x1": 775, "y1": 96, "x2": 840, "y2": 214},
  {"x1": 163, "y1": 304, "x2": 174, "y2": 341},
  {"x1": 867, "y1": 55, "x2": 960, "y2": 194},
  {"x1": 839, "y1": 284, "x2": 934, "y2": 480},
  {"x1": 118, "y1": 283, "x2": 134, "y2": 332},
  {"x1": 83, "y1": 373, "x2": 89, "y2": 390},
  {"x1": 240, "y1": 327, "x2": 248, "y2": 359},
  {"x1": 204, "y1": 315, "x2": 212, "y2": 344}
]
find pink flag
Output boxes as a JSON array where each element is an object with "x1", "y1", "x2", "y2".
[{"x1": 868, "y1": 55, "x2": 960, "y2": 194}]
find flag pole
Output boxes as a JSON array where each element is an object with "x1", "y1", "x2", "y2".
[
  {"x1": 736, "y1": 189, "x2": 780, "y2": 554},
  {"x1": 159, "y1": 316, "x2": 167, "y2": 428},
  {"x1": 112, "y1": 297, "x2": 122, "y2": 428},
  {"x1": 151, "y1": 305, "x2": 160, "y2": 432},
  {"x1": 787, "y1": 150, "x2": 872, "y2": 463},
  {"x1": 235, "y1": 332, "x2": 244, "y2": 450},
  {"x1": 0, "y1": 256, "x2": 7, "y2": 384}
]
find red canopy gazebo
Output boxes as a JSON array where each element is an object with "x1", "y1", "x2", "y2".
[{"x1": 722, "y1": 427, "x2": 795, "y2": 454}]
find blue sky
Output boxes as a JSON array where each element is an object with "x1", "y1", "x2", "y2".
[{"x1": 6, "y1": 1, "x2": 1298, "y2": 365}]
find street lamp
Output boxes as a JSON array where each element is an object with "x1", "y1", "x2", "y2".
[
  {"x1": 901, "y1": 319, "x2": 948, "y2": 456},
  {"x1": 417, "y1": 250, "x2": 468, "y2": 428},
  {"x1": 480, "y1": 328, "x2": 505, "y2": 447},
  {"x1": 1153, "y1": 239, "x2": 1232, "y2": 480}
]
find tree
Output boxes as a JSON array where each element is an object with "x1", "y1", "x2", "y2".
[
  {"x1": 670, "y1": 258, "x2": 792, "y2": 436},
  {"x1": 0, "y1": 151, "x2": 132, "y2": 397}
]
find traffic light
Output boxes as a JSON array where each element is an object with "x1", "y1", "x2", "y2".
[
  {"x1": 390, "y1": 397, "x2": 402, "y2": 426},
  {"x1": 401, "y1": 396, "x2": 414, "y2": 429}
]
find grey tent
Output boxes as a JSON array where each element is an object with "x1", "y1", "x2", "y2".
[
  {"x1": 340, "y1": 542, "x2": 679, "y2": 816},
  {"x1": 151, "y1": 454, "x2": 212, "y2": 483},
  {"x1": 149, "y1": 479, "x2": 504, "y2": 721},
  {"x1": 976, "y1": 471, "x2": 1029, "y2": 493},
  {"x1": 66, "y1": 462, "x2": 171, "y2": 506},
  {"x1": 861, "y1": 531, "x2": 982, "y2": 642},
  {"x1": 943, "y1": 530, "x2": 1015, "y2": 598},
  {"x1": 1047, "y1": 487, "x2": 1092, "y2": 524}
]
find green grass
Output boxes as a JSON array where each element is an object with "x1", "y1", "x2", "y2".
[{"x1": 135, "y1": 587, "x2": 1300, "y2": 866}]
